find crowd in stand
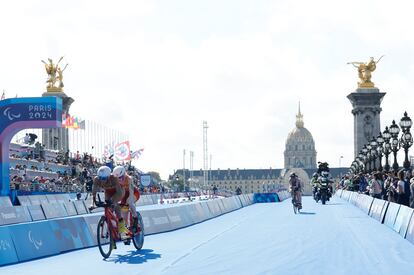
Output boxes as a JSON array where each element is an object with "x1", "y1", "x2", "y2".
[
  {"x1": 8, "y1": 143, "x2": 166, "y2": 195},
  {"x1": 337, "y1": 169, "x2": 414, "y2": 208}
]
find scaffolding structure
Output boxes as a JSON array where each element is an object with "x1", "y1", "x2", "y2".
[{"x1": 203, "y1": 121, "x2": 208, "y2": 189}]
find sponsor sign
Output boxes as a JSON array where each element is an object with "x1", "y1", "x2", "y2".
[
  {"x1": 0, "y1": 227, "x2": 18, "y2": 266},
  {"x1": 0, "y1": 206, "x2": 31, "y2": 225},
  {"x1": 9, "y1": 222, "x2": 60, "y2": 262}
]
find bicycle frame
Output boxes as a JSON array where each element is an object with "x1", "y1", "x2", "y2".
[{"x1": 103, "y1": 206, "x2": 120, "y2": 241}]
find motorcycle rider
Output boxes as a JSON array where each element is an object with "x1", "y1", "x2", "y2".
[
  {"x1": 289, "y1": 173, "x2": 302, "y2": 210},
  {"x1": 310, "y1": 172, "x2": 319, "y2": 200},
  {"x1": 317, "y1": 171, "x2": 333, "y2": 201}
]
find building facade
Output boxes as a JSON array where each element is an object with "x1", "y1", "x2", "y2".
[{"x1": 284, "y1": 105, "x2": 317, "y2": 169}]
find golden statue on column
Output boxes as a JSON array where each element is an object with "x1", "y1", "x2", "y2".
[
  {"x1": 41, "y1": 56, "x2": 68, "y2": 92},
  {"x1": 347, "y1": 56, "x2": 384, "y2": 88}
]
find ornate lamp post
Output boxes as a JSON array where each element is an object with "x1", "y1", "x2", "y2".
[
  {"x1": 376, "y1": 133, "x2": 384, "y2": 172},
  {"x1": 358, "y1": 151, "x2": 365, "y2": 173},
  {"x1": 362, "y1": 145, "x2": 369, "y2": 173},
  {"x1": 382, "y1": 127, "x2": 392, "y2": 172},
  {"x1": 399, "y1": 112, "x2": 413, "y2": 171},
  {"x1": 366, "y1": 143, "x2": 372, "y2": 173},
  {"x1": 370, "y1": 137, "x2": 378, "y2": 172},
  {"x1": 389, "y1": 120, "x2": 400, "y2": 172}
]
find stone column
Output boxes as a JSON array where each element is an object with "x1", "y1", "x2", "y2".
[
  {"x1": 347, "y1": 88, "x2": 386, "y2": 158},
  {"x1": 42, "y1": 91, "x2": 74, "y2": 152}
]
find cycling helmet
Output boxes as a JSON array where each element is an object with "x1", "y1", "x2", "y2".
[
  {"x1": 321, "y1": 171, "x2": 329, "y2": 177},
  {"x1": 113, "y1": 165, "x2": 126, "y2": 178},
  {"x1": 312, "y1": 172, "x2": 318, "y2": 178},
  {"x1": 97, "y1": 166, "x2": 111, "y2": 181},
  {"x1": 290, "y1": 172, "x2": 296, "y2": 178}
]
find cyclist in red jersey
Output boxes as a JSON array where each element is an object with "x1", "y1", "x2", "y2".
[
  {"x1": 113, "y1": 166, "x2": 140, "y2": 226},
  {"x1": 91, "y1": 166, "x2": 129, "y2": 234}
]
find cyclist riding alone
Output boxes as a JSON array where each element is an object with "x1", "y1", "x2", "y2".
[
  {"x1": 289, "y1": 172, "x2": 302, "y2": 210},
  {"x1": 91, "y1": 166, "x2": 129, "y2": 235},
  {"x1": 113, "y1": 165, "x2": 140, "y2": 228}
]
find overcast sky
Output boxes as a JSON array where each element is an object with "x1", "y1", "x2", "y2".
[{"x1": 1, "y1": 0, "x2": 414, "y2": 179}]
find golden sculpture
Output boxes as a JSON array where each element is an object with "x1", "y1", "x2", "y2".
[
  {"x1": 41, "y1": 57, "x2": 68, "y2": 92},
  {"x1": 347, "y1": 56, "x2": 383, "y2": 88}
]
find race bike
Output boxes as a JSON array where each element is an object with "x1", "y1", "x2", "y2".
[
  {"x1": 93, "y1": 194, "x2": 144, "y2": 258},
  {"x1": 291, "y1": 190, "x2": 302, "y2": 214}
]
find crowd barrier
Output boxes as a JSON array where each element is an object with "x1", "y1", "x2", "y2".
[
  {"x1": 253, "y1": 193, "x2": 280, "y2": 203},
  {"x1": 0, "y1": 196, "x2": 12, "y2": 207},
  {"x1": 0, "y1": 193, "x2": 270, "y2": 266},
  {"x1": 383, "y1": 202, "x2": 400, "y2": 229},
  {"x1": 336, "y1": 190, "x2": 414, "y2": 247},
  {"x1": 393, "y1": 205, "x2": 413, "y2": 238},
  {"x1": 369, "y1": 198, "x2": 388, "y2": 223},
  {"x1": 276, "y1": 190, "x2": 291, "y2": 201}
]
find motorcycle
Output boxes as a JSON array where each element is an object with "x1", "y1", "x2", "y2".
[{"x1": 315, "y1": 180, "x2": 331, "y2": 205}]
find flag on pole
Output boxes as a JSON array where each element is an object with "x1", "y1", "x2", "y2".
[
  {"x1": 114, "y1": 141, "x2": 131, "y2": 161},
  {"x1": 131, "y1": 148, "x2": 144, "y2": 159}
]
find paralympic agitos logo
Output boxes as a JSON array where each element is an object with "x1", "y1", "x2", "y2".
[
  {"x1": 28, "y1": 230, "x2": 43, "y2": 250},
  {"x1": 3, "y1": 107, "x2": 21, "y2": 121}
]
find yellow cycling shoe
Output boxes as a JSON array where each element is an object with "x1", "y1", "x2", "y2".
[{"x1": 118, "y1": 220, "x2": 130, "y2": 236}]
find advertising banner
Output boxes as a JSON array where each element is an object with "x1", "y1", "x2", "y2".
[
  {"x1": 29, "y1": 195, "x2": 49, "y2": 206},
  {"x1": 141, "y1": 175, "x2": 151, "y2": 187},
  {"x1": 0, "y1": 206, "x2": 31, "y2": 225},
  {"x1": 73, "y1": 200, "x2": 88, "y2": 215},
  {"x1": 41, "y1": 203, "x2": 68, "y2": 219},
  {"x1": 0, "y1": 97, "x2": 62, "y2": 196},
  {"x1": 49, "y1": 217, "x2": 95, "y2": 252},
  {"x1": 63, "y1": 202, "x2": 78, "y2": 216},
  {"x1": 17, "y1": 196, "x2": 31, "y2": 206},
  {"x1": 82, "y1": 215, "x2": 102, "y2": 246},
  {"x1": 27, "y1": 205, "x2": 46, "y2": 221},
  {"x1": 0, "y1": 196, "x2": 12, "y2": 207},
  {"x1": 10, "y1": 222, "x2": 60, "y2": 262},
  {"x1": 0, "y1": 227, "x2": 19, "y2": 266}
]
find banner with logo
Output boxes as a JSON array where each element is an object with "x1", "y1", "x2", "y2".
[
  {"x1": 141, "y1": 174, "x2": 151, "y2": 187},
  {"x1": 0, "y1": 227, "x2": 18, "y2": 266},
  {"x1": 9, "y1": 222, "x2": 60, "y2": 262}
]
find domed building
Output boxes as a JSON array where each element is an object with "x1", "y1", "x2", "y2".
[{"x1": 284, "y1": 104, "x2": 317, "y2": 169}]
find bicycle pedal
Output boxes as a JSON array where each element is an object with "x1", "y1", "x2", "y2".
[{"x1": 124, "y1": 240, "x2": 131, "y2": 245}]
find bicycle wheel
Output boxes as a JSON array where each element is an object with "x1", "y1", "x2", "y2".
[
  {"x1": 132, "y1": 212, "x2": 144, "y2": 250},
  {"x1": 97, "y1": 216, "x2": 113, "y2": 258}
]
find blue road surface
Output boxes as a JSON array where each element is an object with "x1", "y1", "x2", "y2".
[{"x1": 2, "y1": 197, "x2": 414, "y2": 275}]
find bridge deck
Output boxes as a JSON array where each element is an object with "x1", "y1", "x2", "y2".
[{"x1": 3, "y1": 197, "x2": 414, "y2": 275}]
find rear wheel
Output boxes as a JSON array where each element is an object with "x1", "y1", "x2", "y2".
[
  {"x1": 97, "y1": 216, "x2": 113, "y2": 258},
  {"x1": 132, "y1": 212, "x2": 145, "y2": 250}
]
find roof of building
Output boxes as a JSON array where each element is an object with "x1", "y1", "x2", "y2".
[
  {"x1": 286, "y1": 103, "x2": 315, "y2": 145},
  {"x1": 173, "y1": 167, "x2": 349, "y2": 181}
]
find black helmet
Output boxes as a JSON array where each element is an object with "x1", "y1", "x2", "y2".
[{"x1": 290, "y1": 172, "x2": 296, "y2": 178}]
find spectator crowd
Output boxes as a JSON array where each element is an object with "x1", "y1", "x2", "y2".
[{"x1": 337, "y1": 169, "x2": 414, "y2": 208}]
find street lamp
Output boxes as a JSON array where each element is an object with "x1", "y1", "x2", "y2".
[
  {"x1": 399, "y1": 112, "x2": 413, "y2": 171},
  {"x1": 389, "y1": 120, "x2": 400, "y2": 172},
  {"x1": 370, "y1": 136, "x2": 378, "y2": 172},
  {"x1": 382, "y1": 126, "x2": 392, "y2": 172},
  {"x1": 376, "y1": 133, "x2": 384, "y2": 172},
  {"x1": 362, "y1": 145, "x2": 369, "y2": 173},
  {"x1": 358, "y1": 151, "x2": 364, "y2": 173},
  {"x1": 366, "y1": 142, "x2": 372, "y2": 173}
]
